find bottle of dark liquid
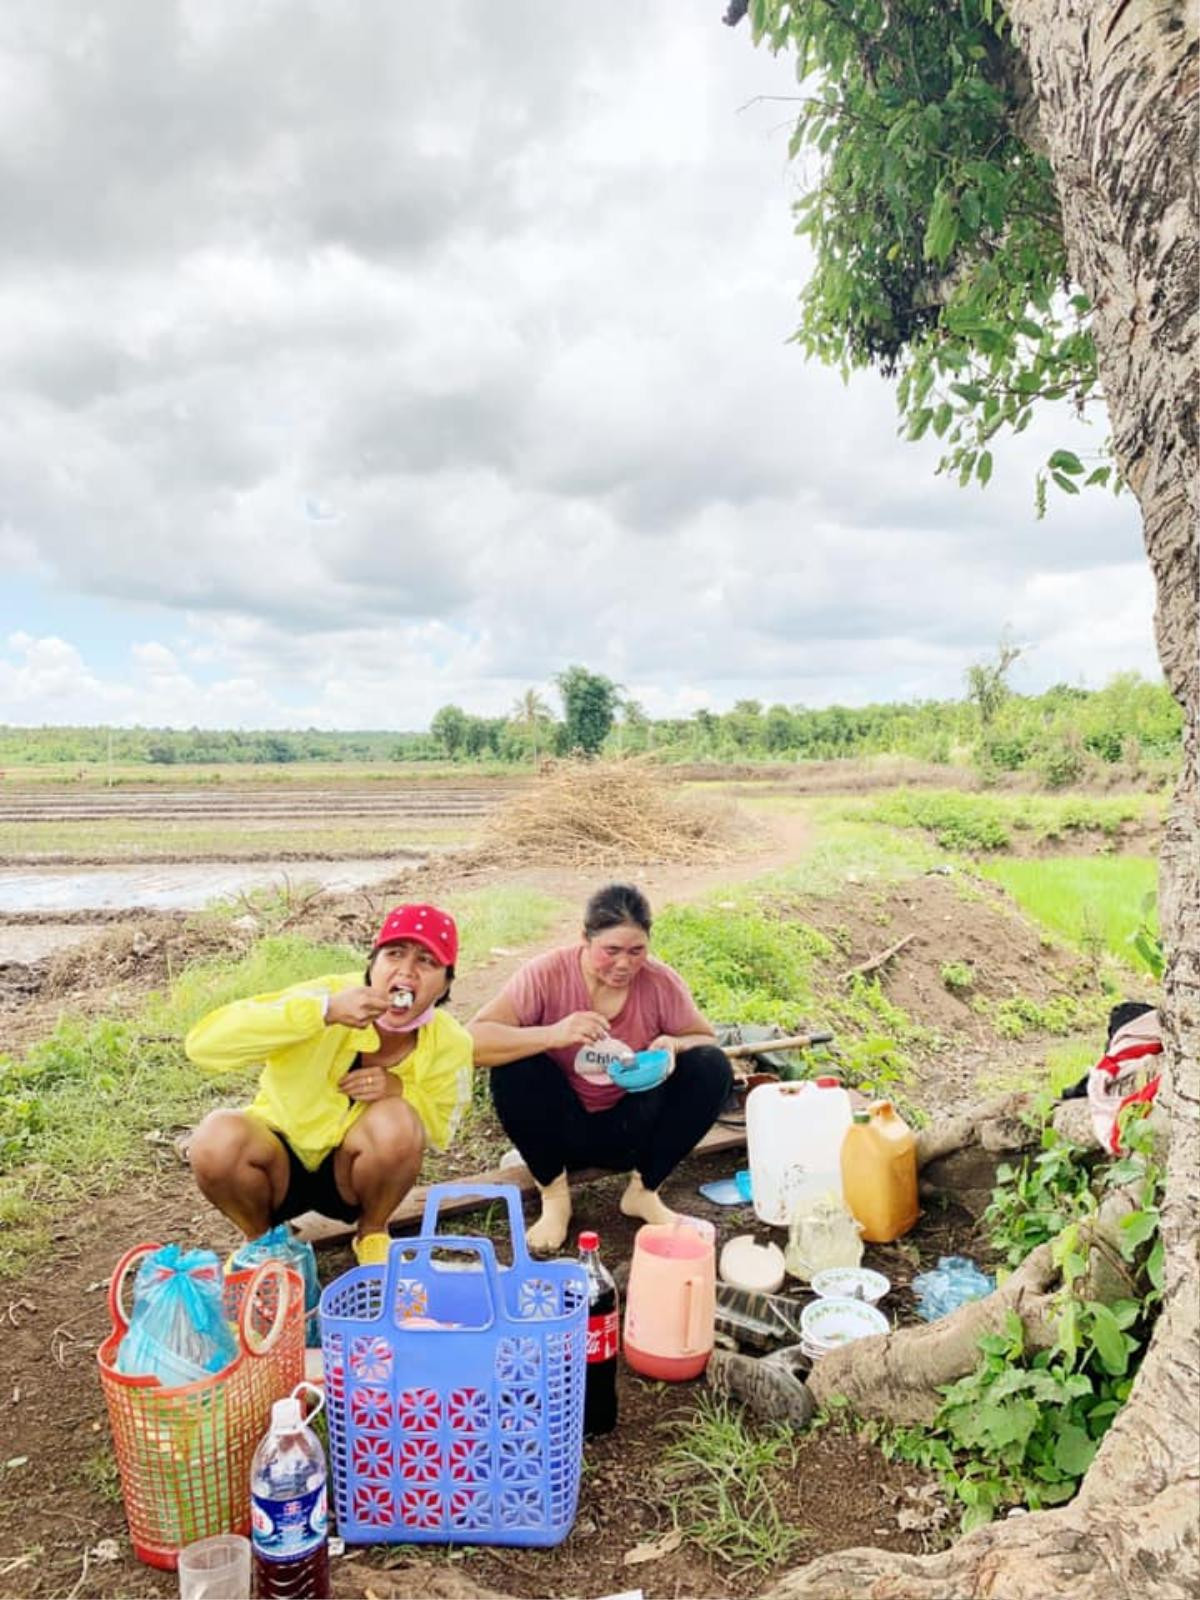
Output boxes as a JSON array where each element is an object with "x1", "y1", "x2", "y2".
[
  {"x1": 578, "y1": 1230, "x2": 618, "y2": 1436},
  {"x1": 250, "y1": 1393, "x2": 331, "y2": 1598}
]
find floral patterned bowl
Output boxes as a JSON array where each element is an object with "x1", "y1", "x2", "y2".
[{"x1": 800, "y1": 1295, "x2": 889, "y2": 1348}]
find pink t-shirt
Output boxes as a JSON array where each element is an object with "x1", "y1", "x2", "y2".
[{"x1": 499, "y1": 945, "x2": 705, "y2": 1111}]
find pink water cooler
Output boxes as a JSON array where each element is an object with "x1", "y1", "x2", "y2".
[{"x1": 623, "y1": 1219, "x2": 715, "y2": 1381}]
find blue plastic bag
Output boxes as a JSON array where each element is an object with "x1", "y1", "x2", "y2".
[
  {"x1": 911, "y1": 1254, "x2": 995, "y2": 1321},
  {"x1": 115, "y1": 1244, "x2": 238, "y2": 1386},
  {"x1": 230, "y1": 1225, "x2": 321, "y2": 1347}
]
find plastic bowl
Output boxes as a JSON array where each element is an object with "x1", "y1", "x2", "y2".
[
  {"x1": 810, "y1": 1267, "x2": 891, "y2": 1304},
  {"x1": 609, "y1": 1049, "x2": 671, "y2": 1093},
  {"x1": 800, "y1": 1295, "x2": 889, "y2": 1348}
]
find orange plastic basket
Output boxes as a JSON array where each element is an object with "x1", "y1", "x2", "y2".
[{"x1": 97, "y1": 1241, "x2": 305, "y2": 1569}]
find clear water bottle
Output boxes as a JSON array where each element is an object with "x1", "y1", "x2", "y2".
[
  {"x1": 578, "y1": 1230, "x2": 619, "y2": 1436},
  {"x1": 250, "y1": 1391, "x2": 330, "y2": 1599}
]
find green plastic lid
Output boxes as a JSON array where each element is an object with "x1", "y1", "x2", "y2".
[{"x1": 852, "y1": 1110, "x2": 870, "y2": 1124}]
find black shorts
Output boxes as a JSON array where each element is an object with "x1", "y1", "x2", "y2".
[{"x1": 270, "y1": 1142, "x2": 361, "y2": 1225}]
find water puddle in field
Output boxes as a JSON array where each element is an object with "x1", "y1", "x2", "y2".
[{"x1": 0, "y1": 857, "x2": 420, "y2": 917}]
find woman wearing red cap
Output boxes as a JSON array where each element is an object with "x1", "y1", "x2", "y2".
[
  {"x1": 184, "y1": 903, "x2": 470, "y2": 1265},
  {"x1": 470, "y1": 883, "x2": 732, "y2": 1253}
]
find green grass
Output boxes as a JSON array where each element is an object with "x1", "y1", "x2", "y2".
[
  {"x1": 977, "y1": 856, "x2": 1159, "y2": 973},
  {"x1": 660, "y1": 1392, "x2": 806, "y2": 1572},
  {"x1": 975, "y1": 1039, "x2": 1096, "y2": 1097},
  {"x1": 759, "y1": 808, "x2": 944, "y2": 894},
  {"x1": 849, "y1": 789, "x2": 1155, "y2": 853},
  {"x1": 653, "y1": 887, "x2": 927, "y2": 1099},
  {"x1": 438, "y1": 886, "x2": 564, "y2": 968}
]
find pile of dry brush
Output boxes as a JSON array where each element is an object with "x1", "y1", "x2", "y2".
[{"x1": 472, "y1": 758, "x2": 739, "y2": 867}]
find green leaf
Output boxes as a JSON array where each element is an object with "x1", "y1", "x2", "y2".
[
  {"x1": 924, "y1": 190, "x2": 959, "y2": 263},
  {"x1": 1053, "y1": 1423, "x2": 1097, "y2": 1476},
  {"x1": 1087, "y1": 1304, "x2": 1130, "y2": 1376},
  {"x1": 1048, "y1": 449, "x2": 1085, "y2": 474},
  {"x1": 977, "y1": 449, "x2": 993, "y2": 485},
  {"x1": 1147, "y1": 1237, "x2": 1166, "y2": 1293},
  {"x1": 1118, "y1": 1208, "x2": 1159, "y2": 1255}
]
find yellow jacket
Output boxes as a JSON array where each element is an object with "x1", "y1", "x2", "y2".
[{"x1": 184, "y1": 972, "x2": 473, "y2": 1170}]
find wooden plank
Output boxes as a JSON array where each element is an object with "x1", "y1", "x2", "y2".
[{"x1": 292, "y1": 1121, "x2": 747, "y2": 1250}]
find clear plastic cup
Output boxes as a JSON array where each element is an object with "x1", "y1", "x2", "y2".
[{"x1": 177, "y1": 1534, "x2": 251, "y2": 1600}]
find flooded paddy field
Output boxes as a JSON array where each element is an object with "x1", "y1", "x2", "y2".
[
  {"x1": 0, "y1": 777, "x2": 518, "y2": 865},
  {"x1": 0, "y1": 774, "x2": 517, "y2": 954}
]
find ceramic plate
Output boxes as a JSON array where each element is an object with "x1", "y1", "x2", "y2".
[
  {"x1": 800, "y1": 1295, "x2": 889, "y2": 1345},
  {"x1": 810, "y1": 1267, "x2": 891, "y2": 1304}
]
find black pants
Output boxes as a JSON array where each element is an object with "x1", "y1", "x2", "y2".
[{"x1": 489, "y1": 1046, "x2": 733, "y2": 1191}]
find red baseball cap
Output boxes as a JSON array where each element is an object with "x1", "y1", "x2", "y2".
[{"x1": 371, "y1": 903, "x2": 458, "y2": 967}]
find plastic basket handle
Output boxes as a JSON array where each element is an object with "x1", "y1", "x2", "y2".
[
  {"x1": 418, "y1": 1181, "x2": 534, "y2": 1268},
  {"x1": 239, "y1": 1258, "x2": 294, "y2": 1358},
  {"x1": 382, "y1": 1233, "x2": 503, "y2": 1329},
  {"x1": 106, "y1": 1241, "x2": 163, "y2": 1339}
]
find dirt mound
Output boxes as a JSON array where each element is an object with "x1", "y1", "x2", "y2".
[
  {"x1": 785, "y1": 869, "x2": 1150, "y2": 1111},
  {"x1": 470, "y1": 758, "x2": 740, "y2": 867}
]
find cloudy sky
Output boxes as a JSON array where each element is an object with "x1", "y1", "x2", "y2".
[{"x1": 0, "y1": 1, "x2": 1157, "y2": 731}]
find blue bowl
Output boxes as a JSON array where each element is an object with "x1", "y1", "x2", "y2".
[{"x1": 609, "y1": 1049, "x2": 671, "y2": 1092}]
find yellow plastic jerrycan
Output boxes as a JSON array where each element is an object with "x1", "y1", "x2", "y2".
[{"x1": 840, "y1": 1100, "x2": 919, "y2": 1243}]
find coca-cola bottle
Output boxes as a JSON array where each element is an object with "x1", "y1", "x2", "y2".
[{"x1": 578, "y1": 1230, "x2": 618, "y2": 1436}]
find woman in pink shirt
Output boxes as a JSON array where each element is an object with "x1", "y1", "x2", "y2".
[{"x1": 469, "y1": 883, "x2": 732, "y2": 1252}]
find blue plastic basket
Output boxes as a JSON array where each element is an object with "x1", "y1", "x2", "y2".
[{"x1": 320, "y1": 1183, "x2": 587, "y2": 1548}]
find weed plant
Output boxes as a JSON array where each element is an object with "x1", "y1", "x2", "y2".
[
  {"x1": 659, "y1": 1392, "x2": 805, "y2": 1572},
  {"x1": 871, "y1": 1105, "x2": 1163, "y2": 1528}
]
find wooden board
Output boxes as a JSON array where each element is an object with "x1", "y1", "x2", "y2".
[{"x1": 292, "y1": 1121, "x2": 748, "y2": 1249}]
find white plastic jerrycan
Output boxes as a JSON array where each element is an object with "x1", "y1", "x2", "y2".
[{"x1": 746, "y1": 1076, "x2": 853, "y2": 1227}]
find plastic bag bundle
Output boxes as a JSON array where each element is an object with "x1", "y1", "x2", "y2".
[
  {"x1": 230, "y1": 1226, "x2": 322, "y2": 1347},
  {"x1": 911, "y1": 1254, "x2": 995, "y2": 1321},
  {"x1": 114, "y1": 1244, "x2": 239, "y2": 1386}
]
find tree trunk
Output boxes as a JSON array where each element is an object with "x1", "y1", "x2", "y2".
[{"x1": 762, "y1": 1, "x2": 1200, "y2": 1593}]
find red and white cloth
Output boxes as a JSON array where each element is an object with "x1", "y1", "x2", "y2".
[{"x1": 1087, "y1": 1009, "x2": 1162, "y2": 1153}]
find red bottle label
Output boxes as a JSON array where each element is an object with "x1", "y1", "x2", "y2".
[{"x1": 586, "y1": 1310, "x2": 619, "y2": 1362}]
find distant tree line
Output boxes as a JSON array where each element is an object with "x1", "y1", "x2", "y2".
[{"x1": 0, "y1": 667, "x2": 1180, "y2": 784}]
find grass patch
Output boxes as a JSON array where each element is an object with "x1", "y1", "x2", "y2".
[
  {"x1": 79, "y1": 1448, "x2": 123, "y2": 1504},
  {"x1": 438, "y1": 887, "x2": 564, "y2": 967},
  {"x1": 851, "y1": 789, "x2": 1153, "y2": 853},
  {"x1": 758, "y1": 808, "x2": 944, "y2": 895},
  {"x1": 660, "y1": 1392, "x2": 805, "y2": 1572},
  {"x1": 976, "y1": 1040, "x2": 1096, "y2": 1097},
  {"x1": 977, "y1": 856, "x2": 1159, "y2": 974},
  {"x1": 973, "y1": 990, "x2": 1111, "y2": 1042},
  {"x1": 653, "y1": 890, "x2": 928, "y2": 1099}
]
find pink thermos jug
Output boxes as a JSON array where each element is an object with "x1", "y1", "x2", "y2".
[{"x1": 623, "y1": 1218, "x2": 715, "y2": 1380}]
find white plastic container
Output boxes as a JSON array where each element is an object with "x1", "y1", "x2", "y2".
[{"x1": 746, "y1": 1077, "x2": 853, "y2": 1227}]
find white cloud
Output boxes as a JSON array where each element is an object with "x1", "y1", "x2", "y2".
[{"x1": 0, "y1": 1, "x2": 1158, "y2": 730}]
